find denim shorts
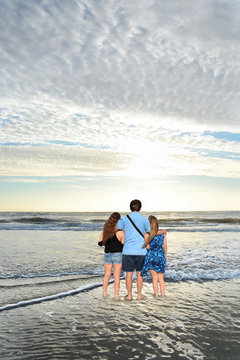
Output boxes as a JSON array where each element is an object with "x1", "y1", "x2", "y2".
[
  {"x1": 104, "y1": 252, "x2": 123, "y2": 264},
  {"x1": 122, "y1": 255, "x2": 146, "y2": 272}
]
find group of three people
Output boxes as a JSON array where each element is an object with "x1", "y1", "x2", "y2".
[{"x1": 98, "y1": 199, "x2": 167, "y2": 300}]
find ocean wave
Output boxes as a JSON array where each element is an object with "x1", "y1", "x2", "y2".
[
  {"x1": 0, "y1": 212, "x2": 239, "y2": 233},
  {"x1": 1, "y1": 267, "x2": 239, "y2": 282},
  {"x1": 0, "y1": 216, "x2": 77, "y2": 225},
  {"x1": 0, "y1": 215, "x2": 239, "y2": 226},
  {"x1": 1, "y1": 269, "x2": 239, "y2": 312},
  {"x1": 198, "y1": 218, "x2": 240, "y2": 224},
  {"x1": 164, "y1": 269, "x2": 240, "y2": 282},
  {"x1": 0, "y1": 269, "x2": 103, "y2": 280},
  {"x1": 166, "y1": 228, "x2": 240, "y2": 232},
  {"x1": 0, "y1": 216, "x2": 104, "y2": 231},
  {"x1": 158, "y1": 217, "x2": 240, "y2": 226},
  {"x1": 0, "y1": 276, "x2": 104, "y2": 289},
  {"x1": 10, "y1": 217, "x2": 104, "y2": 225},
  {"x1": 13, "y1": 217, "x2": 58, "y2": 224},
  {"x1": 90, "y1": 219, "x2": 105, "y2": 223},
  {"x1": 0, "y1": 280, "x2": 112, "y2": 312},
  {"x1": 1, "y1": 226, "x2": 239, "y2": 233}
]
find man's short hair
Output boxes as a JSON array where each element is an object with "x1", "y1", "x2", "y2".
[{"x1": 130, "y1": 199, "x2": 142, "y2": 212}]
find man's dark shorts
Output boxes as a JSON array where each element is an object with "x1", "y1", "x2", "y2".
[{"x1": 122, "y1": 255, "x2": 145, "y2": 272}]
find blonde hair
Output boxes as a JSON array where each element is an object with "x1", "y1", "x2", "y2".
[{"x1": 148, "y1": 215, "x2": 158, "y2": 242}]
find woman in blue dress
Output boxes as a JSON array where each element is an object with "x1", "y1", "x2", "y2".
[{"x1": 141, "y1": 216, "x2": 167, "y2": 296}]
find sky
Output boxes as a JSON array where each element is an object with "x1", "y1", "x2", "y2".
[{"x1": 0, "y1": 0, "x2": 240, "y2": 212}]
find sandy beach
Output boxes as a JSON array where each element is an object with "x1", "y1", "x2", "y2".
[{"x1": 1, "y1": 278, "x2": 239, "y2": 360}]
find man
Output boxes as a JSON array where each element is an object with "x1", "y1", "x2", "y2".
[{"x1": 117, "y1": 199, "x2": 150, "y2": 300}]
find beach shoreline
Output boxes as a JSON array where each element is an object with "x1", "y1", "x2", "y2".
[
  {"x1": 1, "y1": 278, "x2": 239, "y2": 360},
  {"x1": 0, "y1": 212, "x2": 239, "y2": 359}
]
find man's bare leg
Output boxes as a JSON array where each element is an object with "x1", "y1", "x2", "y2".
[
  {"x1": 136, "y1": 271, "x2": 144, "y2": 300},
  {"x1": 125, "y1": 271, "x2": 133, "y2": 300}
]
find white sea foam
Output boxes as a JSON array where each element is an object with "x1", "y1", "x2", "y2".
[
  {"x1": 0, "y1": 280, "x2": 114, "y2": 312},
  {"x1": 165, "y1": 268, "x2": 240, "y2": 282}
]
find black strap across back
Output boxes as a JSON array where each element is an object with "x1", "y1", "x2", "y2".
[{"x1": 126, "y1": 215, "x2": 144, "y2": 238}]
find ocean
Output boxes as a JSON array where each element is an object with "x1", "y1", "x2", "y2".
[{"x1": 0, "y1": 211, "x2": 239, "y2": 360}]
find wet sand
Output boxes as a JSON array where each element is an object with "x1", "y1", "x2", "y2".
[{"x1": 1, "y1": 278, "x2": 239, "y2": 360}]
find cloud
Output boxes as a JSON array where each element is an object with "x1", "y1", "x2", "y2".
[
  {"x1": 1, "y1": 136, "x2": 239, "y2": 179},
  {"x1": 0, "y1": 144, "x2": 133, "y2": 176},
  {"x1": 0, "y1": 0, "x2": 240, "y2": 127},
  {"x1": 0, "y1": 0, "x2": 240, "y2": 181},
  {"x1": 67, "y1": 185, "x2": 87, "y2": 189},
  {"x1": 0, "y1": 177, "x2": 45, "y2": 183}
]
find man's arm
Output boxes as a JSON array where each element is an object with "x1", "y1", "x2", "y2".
[
  {"x1": 142, "y1": 218, "x2": 151, "y2": 248},
  {"x1": 117, "y1": 218, "x2": 124, "y2": 230},
  {"x1": 142, "y1": 232, "x2": 150, "y2": 249},
  {"x1": 142, "y1": 231, "x2": 152, "y2": 248},
  {"x1": 142, "y1": 229, "x2": 167, "y2": 248},
  {"x1": 158, "y1": 229, "x2": 167, "y2": 235},
  {"x1": 116, "y1": 230, "x2": 125, "y2": 244}
]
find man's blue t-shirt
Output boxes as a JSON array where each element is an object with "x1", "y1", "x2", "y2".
[{"x1": 117, "y1": 212, "x2": 150, "y2": 256}]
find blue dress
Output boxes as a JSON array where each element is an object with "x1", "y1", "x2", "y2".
[{"x1": 141, "y1": 234, "x2": 166, "y2": 275}]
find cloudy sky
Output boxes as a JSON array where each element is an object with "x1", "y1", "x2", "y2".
[{"x1": 0, "y1": 0, "x2": 240, "y2": 212}]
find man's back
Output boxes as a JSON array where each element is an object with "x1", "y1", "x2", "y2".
[{"x1": 118, "y1": 211, "x2": 150, "y2": 256}]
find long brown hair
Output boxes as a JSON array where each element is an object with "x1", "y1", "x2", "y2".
[
  {"x1": 148, "y1": 215, "x2": 158, "y2": 243},
  {"x1": 102, "y1": 212, "x2": 121, "y2": 245}
]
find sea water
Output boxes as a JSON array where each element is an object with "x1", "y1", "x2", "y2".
[{"x1": 0, "y1": 211, "x2": 239, "y2": 359}]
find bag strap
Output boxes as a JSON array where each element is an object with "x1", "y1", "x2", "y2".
[{"x1": 126, "y1": 215, "x2": 144, "y2": 238}]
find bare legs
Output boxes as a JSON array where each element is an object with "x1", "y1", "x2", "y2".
[
  {"x1": 136, "y1": 271, "x2": 144, "y2": 300},
  {"x1": 125, "y1": 271, "x2": 144, "y2": 300},
  {"x1": 103, "y1": 263, "x2": 112, "y2": 298},
  {"x1": 113, "y1": 264, "x2": 122, "y2": 299},
  {"x1": 149, "y1": 269, "x2": 165, "y2": 296},
  {"x1": 149, "y1": 269, "x2": 158, "y2": 296},
  {"x1": 103, "y1": 266, "x2": 147, "y2": 300},
  {"x1": 125, "y1": 272, "x2": 133, "y2": 300},
  {"x1": 158, "y1": 272, "x2": 165, "y2": 296},
  {"x1": 103, "y1": 263, "x2": 122, "y2": 298}
]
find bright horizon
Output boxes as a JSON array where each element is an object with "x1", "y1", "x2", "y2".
[{"x1": 0, "y1": 0, "x2": 240, "y2": 212}]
